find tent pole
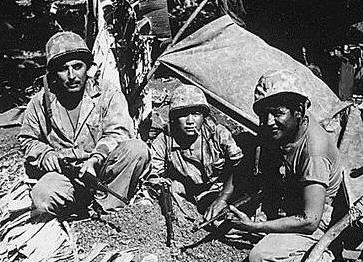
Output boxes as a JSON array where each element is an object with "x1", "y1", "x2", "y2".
[
  {"x1": 170, "y1": 0, "x2": 209, "y2": 47},
  {"x1": 129, "y1": 0, "x2": 209, "y2": 102}
]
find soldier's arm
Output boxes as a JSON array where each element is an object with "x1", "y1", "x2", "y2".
[
  {"x1": 216, "y1": 124, "x2": 244, "y2": 166},
  {"x1": 240, "y1": 183, "x2": 326, "y2": 234},
  {"x1": 18, "y1": 94, "x2": 55, "y2": 169},
  {"x1": 229, "y1": 156, "x2": 330, "y2": 234},
  {"x1": 204, "y1": 124, "x2": 243, "y2": 220},
  {"x1": 149, "y1": 132, "x2": 168, "y2": 180}
]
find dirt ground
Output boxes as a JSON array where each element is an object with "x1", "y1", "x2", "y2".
[
  {"x1": 0, "y1": 77, "x2": 255, "y2": 262},
  {"x1": 0, "y1": 124, "x2": 251, "y2": 262}
]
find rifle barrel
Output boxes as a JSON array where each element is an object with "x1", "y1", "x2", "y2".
[
  {"x1": 192, "y1": 190, "x2": 263, "y2": 232},
  {"x1": 83, "y1": 172, "x2": 129, "y2": 205},
  {"x1": 99, "y1": 183, "x2": 129, "y2": 205}
]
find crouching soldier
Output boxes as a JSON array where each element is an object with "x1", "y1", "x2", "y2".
[
  {"x1": 18, "y1": 31, "x2": 150, "y2": 216},
  {"x1": 227, "y1": 69, "x2": 343, "y2": 262},
  {"x1": 148, "y1": 84, "x2": 244, "y2": 222}
]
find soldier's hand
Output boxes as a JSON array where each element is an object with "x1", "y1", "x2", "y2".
[
  {"x1": 204, "y1": 198, "x2": 228, "y2": 222},
  {"x1": 41, "y1": 151, "x2": 62, "y2": 173},
  {"x1": 226, "y1": 205, "x2": 254, "y2": 231},
  {"x1": 79, "y1": 156, "x2": 99, "y2": 178}
]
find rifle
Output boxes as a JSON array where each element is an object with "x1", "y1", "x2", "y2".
[
  {"x1": 192, "y1": 190, "x2": 263, "y2": 233},
  {"x1": 59, "y1": 159, "x2": 129, "y2": 205},
  {"x1": 159, "y1": 182, "x2": 175, "y2": 246}
]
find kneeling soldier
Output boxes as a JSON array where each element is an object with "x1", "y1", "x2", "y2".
[{"x1": 19, "y1": 31, "x2": 150, "y2": 216}]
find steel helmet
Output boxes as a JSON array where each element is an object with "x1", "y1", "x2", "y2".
[
  {"x1": 169, "y1": 84, "x2": 210, "y2": 118},
  {"x1": 253, "y1": 69, "x2": 311, "y2": 115},
  {"x1": 45, "y1": 31, "x2": 92, "y2": 70}
]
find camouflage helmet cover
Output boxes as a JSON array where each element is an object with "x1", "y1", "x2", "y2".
[
  {"x1": 45, "y1": 31, "x2": 92, "y2": 70},
  {"x1": 253, "y1": 69, "x2": 311, "y2": 114},
  {"x1": 169, "y1": 84, "x2": 210, "y2": 118}
]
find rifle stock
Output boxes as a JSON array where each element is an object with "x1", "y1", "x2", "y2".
[{"x1": 192, "y1": 190, "x2": 263, "y2": 233}]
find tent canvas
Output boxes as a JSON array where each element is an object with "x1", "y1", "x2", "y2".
[{"x1": 158, "y1": 15, "x2": 350, "y2": 132}]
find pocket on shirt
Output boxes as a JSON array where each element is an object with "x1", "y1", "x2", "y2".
[{"x1": 87, "y1": 123, "x2": 102, "y2": 143}]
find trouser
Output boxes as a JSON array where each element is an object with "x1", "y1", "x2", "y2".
[
  {"x1": 249, "y1": 233, "x2": 334, "y2": 262},
  {"x1": 30, "y1": 139, "x2": 150, "y2": 216},
  {"x1": 169, "y1": 179, "x2": 224, "y2": 220}
]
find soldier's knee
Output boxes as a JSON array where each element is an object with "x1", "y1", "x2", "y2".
[
  {"x1": 249, "y1": 246, "x2": 262, "y2": 262},
  {"x1": 112, "y1": 139, "x2": 150, "y2": 163},
  {"x1": 249, "y1": 242, "x2": 270, "y2": 262},
  {"x1": 126, "y1": 139, "x2": 150, "y2": 161},
  {"x1": 31, "y1": 181, "x2": 56, "y2": 215},
  {"x1": 30, "y1": 172, "x2": 74, "y2": 215}
]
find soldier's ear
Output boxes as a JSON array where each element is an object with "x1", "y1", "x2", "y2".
[
  {"x1": 294, "y1": 104, "x2": 306, "y2": 121},
  {"x1": 294, "y1": 111, "x2": 302, "y2": 119},
  {"x1": 46, "y1": 72, "x2": 57, "y2": 84}
]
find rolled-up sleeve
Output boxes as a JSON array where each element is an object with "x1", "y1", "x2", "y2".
[
  {"x1": 215, "y1": 124, "x2": 243, "y2": 167},
  {"x1": 300, "y1": 156, "x2": 330, "y2": 188}
]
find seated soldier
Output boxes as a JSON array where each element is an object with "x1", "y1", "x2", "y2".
[
  {"x1": 148, "y1": 84, "x2": 244, "y2": 222},
  {"x1": 227, "y1": 69, "x2": 343, "y2": 262},
  {"x1": 18, "y1": 31, "x2": 150, "y2": 216}
]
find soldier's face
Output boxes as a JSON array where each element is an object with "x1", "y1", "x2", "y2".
[
  {"x1": 56, "y1": 59, "x2": 87, "y2": 93},
  {"x1": 173, "y1": 108, "x2": 204, "y2": 137},
  {"x1": 259, "y1": 105, "x2": 299, "y2": 143}
]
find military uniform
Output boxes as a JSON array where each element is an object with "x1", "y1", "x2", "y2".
[
  {"x1": 19, "y1": 32, "x2": 150, "y2": 215},
  {"x1": 150, "y1": 117, "x2": 243, "y2": 218},
  {"x1": 248, "y1": 69, "x2": 343, "y2": 262},
  {"x1": 252, "y1": 112, "x2": 342, "y2": 262},
  {"x1": 149, "y1": 85, "x2": 243, "y2": 219}
]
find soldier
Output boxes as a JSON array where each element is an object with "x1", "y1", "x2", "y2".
[
  {"x1": 227, "y1": 69, "x2": 343, "y2": 262},
  {"x1": 18, "y1": 31, "x2": 150, "y2": 216},
  {"x1": 148, "y1": 84, "x2": 243, "y2": 222}
]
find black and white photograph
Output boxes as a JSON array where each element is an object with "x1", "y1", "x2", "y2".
[{"x1": 1, "y1": 0, "x2": 363, "y2": 261}]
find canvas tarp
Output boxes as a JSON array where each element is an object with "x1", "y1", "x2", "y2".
[{"x1": 158, "y1": 15, "x2": 350, "y2": 132}]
